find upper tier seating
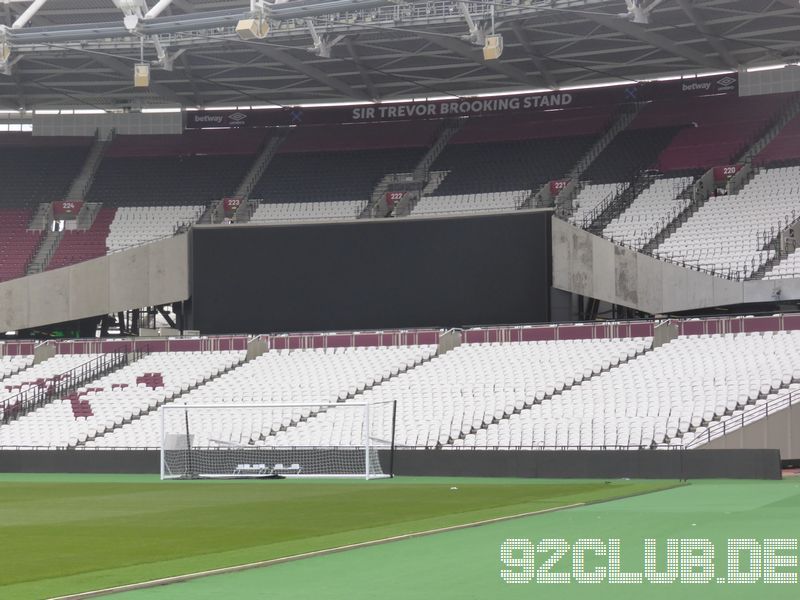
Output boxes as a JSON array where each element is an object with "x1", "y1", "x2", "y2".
[
  {"x1": 250, "y1": 148, "x2": 423, "y2": 204},
  {"x1": 580, "y1": 127, "x2": 681, "y2": 183},
  {"x1": 249, "y1": 200, "x2": 365, "y2": 224},
  {"x1": 756, "y1": 112, "x2": 800, "y2": 166},
  {"x1": 430, "y1": 136, "x2": 593, "y2": 196},
  {"x1": 602, "y1": 176, "x2": 694, "y2": 249},
  {"x1": 106, "y1": 206, "x2": 203, "y2": 252},
  {"x1": 86, "y1": 156, "x2": 251, "y2": 207},
  {"x1": 0, "y1": 209, "x2": 42, "y2": 282},
  {"x1": 0, "y1": 351, "x2": 245, "y2": 448},
  {"x1": 0, "y1": 136, "x2": 91, "y2": 208},
  {"x1": 411, "y1": 191, "x2": 527, "y2": 217},
  {"x1": 655, "y1": 166, "x2": 800, "y2": 278},
  {"x1": 634, "y1": 94, "x2": 788, "y2": 172},
  {"x1": 568, "y1": 182, "x2": 623, "y2": 226},
  {"x1": 47, "y1": 208, "x2": 116, "y2": 270},
  {"x1": 87, "y1": 345, "x2": 436, "y2": 449}
]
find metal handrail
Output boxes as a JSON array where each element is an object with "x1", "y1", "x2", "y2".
[
  {"x1": 683, "y1": 387, "x2": 800, "y2": 449},
  {"x1": 0, "y1": 351, "x2": 131, "y2": 425}
]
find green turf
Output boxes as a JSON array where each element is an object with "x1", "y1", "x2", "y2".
[
  {"x1": 113, "y1": 479, "x2": 800, "y2": 600},
  {"x1": 0, "y1": 474, "x2": 675, "y2": 599}
]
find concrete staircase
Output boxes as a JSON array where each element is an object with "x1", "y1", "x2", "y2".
[
  {"x1": 545, "y1": 103, "x2": 645, "y2": 215},
  {"x1": 361, "y1": 120, "x2": 463, "y2": 219},
  {"x1": 25, "y1": 230, "x2": 63, "y2": 275},
  {"x1": 233, "y1": 132, "x2": 287, "y2": 200},
  {"x1": 75, "y1": 202, "x2": 102, "y2": 230},
  {"x1": 640, "y1": 169, "x2": 714, "y2": 255},
  {"x1": 27, "y1": 203, "x2": 52, "y2": 232},
  {"x1": 586, "y1": 173, "x2": 656, "y2": 235},
  {"x1": 65, "y1": 133, "x2": 110, "y2": 202}
]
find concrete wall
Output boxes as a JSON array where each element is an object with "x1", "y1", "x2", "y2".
[
  {"x1": 0, "y1": 448, "x2": 781, "y2": 479},
  {"x1": 552, "y1": 217, "x2": 800, "y2": 314},
  {"x1": 0, "y1": 234, "x2": 189, "y2": 332},
  {"x1": 702, "y1": 402, "x2": 800, "y2": 460}
]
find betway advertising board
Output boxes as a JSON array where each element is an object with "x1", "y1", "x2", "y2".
[{"x1": 186, "y1": 74, "x2": 739, "y2": 129}]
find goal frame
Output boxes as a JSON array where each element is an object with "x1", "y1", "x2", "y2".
[{"x1": 159, "y1": 401, "x2": 397, "y2": 481}]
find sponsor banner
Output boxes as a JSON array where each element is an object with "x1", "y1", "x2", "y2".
[
  {"x1": 185, "y1": 74, "x2": 739, "y2": 129},
  {"x1": 385, "y1": 191, "x2": 405, "y2": 208},
  {"x1": 52, "y1": 200, "x2": 83, "y2": 216},
  {"x1": 713, "y1": 164, "x2": 742, "y2": 182},
  {"x1": 223, "y1": 196, "x2": 242, "y2": 215},
  {"x1": 549, "y1": 180, "x2": 570, "y2": 195}
]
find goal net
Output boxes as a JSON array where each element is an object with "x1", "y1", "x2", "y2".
[{"x1": 160, "y1": 400, "x2": 396, "y2": 480}]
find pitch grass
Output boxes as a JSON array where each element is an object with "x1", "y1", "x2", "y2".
[{"x1": 0, "y1": 474, "x2": 677, "y2": 599}]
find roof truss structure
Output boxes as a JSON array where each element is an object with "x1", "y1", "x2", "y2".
[{"x1": 0, "y1": 0, "x2": 796, "y2": 110}]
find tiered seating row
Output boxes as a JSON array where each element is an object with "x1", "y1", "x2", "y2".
[{"x1": 655, "y1": 166, "x2": 800, "y2": 279}]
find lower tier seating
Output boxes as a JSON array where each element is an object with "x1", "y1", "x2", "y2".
[{"x1": 1, "y1": 329, "x2": 798, "y2": 452}]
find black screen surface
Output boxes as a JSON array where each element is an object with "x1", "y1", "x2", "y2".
[{"x1": 191, "y1": 211, "x2": 551, "y2": 334}]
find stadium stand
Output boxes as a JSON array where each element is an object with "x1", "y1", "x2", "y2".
[
  {"x1": 402, "y1": 107, "x2": 614, "y2": 217},
  {"x1": 0, "y1": 351, "x2": 246, "y2": 448},
  {"x1": 88, "y1": 345, "x2": 436, "y2": 448},
  {"x1": 411, "y1": 190, "x2": 527, "y2": 217},
  {"x1": 85, "y1": 131, "x2": 259, "y2": 208},
  {"x1": 1, "y1": 354, "x2": 98, "y2": 405},
  {"x1": 47, "y1": 208, "x2": 116, "y2": 270},
  {"x1": 106, "y1": 206, "x2": 203, "y2": 252},
  {"x1": 459, "y1": 331, "x2": 800, "y2": 448},
  {"x1": 755, "y1": 111, "x2": 800, "y2": 167},
  {"x1": 654, "y1": 165, "x2": 800, "y2": 278},
  {"x1": 279, "y1": 338, "x2": 650, "y2": 449},
  {"x1": 579, "y1": 127, "x2": 681, "y2": 183},
  {"x1": 636, "y1": 94, "x2": 788, "y2": 172},
  {"x1": 248, "y1": 121, "x2": 438, "y2": 214},
  {"x1": 249, "y1": 200, "x2": 365, "y2": 224},
  {"x1": 568, "y1": 182, "x2": 623, "y2": 226},
  {"x1": 0, "y1": 209, "x2": 42, "y2": 282},
  {"x1": 0, "y1": 134, "x2": 92, "y2": 208},
  {"x1": 602, "y1": 176, "x2": 694, "y2": 249},
  {"x1": 0, "y1": 354, "x2": 34, "y2": 380}
]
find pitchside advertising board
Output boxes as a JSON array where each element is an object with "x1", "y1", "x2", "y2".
[{"x1": 185, "y1": 74, "x2": 740, "y2": 129}]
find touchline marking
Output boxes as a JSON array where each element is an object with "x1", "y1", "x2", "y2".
[{"x1": 49, "y1": 503, "x2": 585, "y2": 600}]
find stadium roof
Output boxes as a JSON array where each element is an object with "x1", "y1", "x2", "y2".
[{"x1": 0, "y1": 0, "x2": 797, "y2": 110}]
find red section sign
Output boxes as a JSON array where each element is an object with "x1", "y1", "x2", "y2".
[
  {"x1": 223, "y1": 197, "x2": 242, "y2": 216},
  {"x1": 385, "y1": 191, "x2": 405, "y2": 208},
  {"x1": 713, "y1": 165, "x2": 742, "y2": 182},
  {"x1": 549, "y1": 180, "x2": 570, "y2": 195},
  {"x1": 52, "y1": 201, "x2": 83, "y2": 217}
]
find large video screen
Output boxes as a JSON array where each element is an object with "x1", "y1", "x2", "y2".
[{"x1": 191, "y1": 211, "x2": 551, "y2": 334}]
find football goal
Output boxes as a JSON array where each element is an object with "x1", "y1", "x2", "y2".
[{"x1": 160, "y1": 400, "x2": 396, "y2": 480}]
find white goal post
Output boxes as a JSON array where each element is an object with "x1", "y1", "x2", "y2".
[{"x1": 160, "y1": 400, "x2": 397, "y2": 480}]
